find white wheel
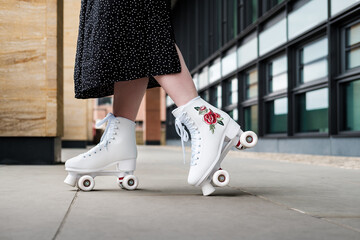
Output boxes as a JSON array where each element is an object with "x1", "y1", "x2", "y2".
[
  {"x1": 117, "y1": 178, "x2": 124, "y2": 189},
  {"x1": 122, "y1": 175, "x2": 138, "y2": 190},
  {"x1": 240, "y1": 131, "x2": 258, "y2": 148},
  {"x1": 212, "y1": 170, "x2": 230, "y2": 187},
  {"x1": 77, "y1": 175, "x2": 95, "y2": 191}
]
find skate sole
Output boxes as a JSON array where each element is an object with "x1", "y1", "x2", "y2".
[{"x1": 65, "y1": 159, "x2": 135, "y2": 173}]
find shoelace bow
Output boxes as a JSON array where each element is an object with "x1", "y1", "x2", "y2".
[{"x1": 175, "y1": 112, "x2": 201, "y2": 166}]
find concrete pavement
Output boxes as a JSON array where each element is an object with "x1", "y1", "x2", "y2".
[{"x1": 0, "y1": 146, "x2": 360, "y2": 240}]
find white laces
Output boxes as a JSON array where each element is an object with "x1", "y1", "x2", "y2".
[
  {"x1": 95, "y1": 112, "x2": 119, "y2": 149},
  {"x1": 175, "y1": 112, "x2": 201, "y2": 166}
]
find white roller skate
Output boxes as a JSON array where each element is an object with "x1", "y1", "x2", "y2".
[
  {"x1": 64, "y1": 113, "x2": 139, "y2": 191},
  {"x1": 172, "y1": 96, "x2": 258, "y2": 196}
]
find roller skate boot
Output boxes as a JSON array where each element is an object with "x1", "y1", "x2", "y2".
[
  {"x1": 172, "y1": 96, "x2": 257, "y2": 196},
  {"x1": 64, "y1": 113, "x2": 139, "y2": 191}
]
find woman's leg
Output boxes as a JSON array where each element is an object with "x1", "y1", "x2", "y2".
[
  {"x1": 154, "y1": 44, "x2": 198, "y2": 107},
  {"x1": 113, "y1": 77, "x2": 149, "y2": 121}
]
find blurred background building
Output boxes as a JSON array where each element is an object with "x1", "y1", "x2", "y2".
[{"x1": 167, "y1": 0, "x2": 360, "y2": 156}]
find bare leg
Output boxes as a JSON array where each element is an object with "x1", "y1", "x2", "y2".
[
  {"x1": 154, "y1": 44, "x2": 198, "y2": 107},
  {"x1": 113, "y1": 77, "x2": 149, "y2": 121}
]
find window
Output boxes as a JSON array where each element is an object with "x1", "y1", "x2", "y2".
[
  {"x1": 266, "y1": 97, "x2": 288, "y2": 134},
  {"x1": 224, "y1": 77, "x2": 238, "y2": 122},
  {"x1": 225, "y1": 77, "x2": 238, "y2": 106},
  {"x1": 245, "y1": 68, "x2": 258, "y2": 99},
  {"x1": 341, "y1": 79, "x2": 360, "y2": 131},
  {"x1": 209, "y1": 58, "x2": 221, "y2": 83},
  {"x1": 345, "y1": 21, "x2": 360, "y2": 70},
  {"x1": 210, "y1": 84, "x2": 222, "y2": 108},
  {"x1": 209, "y1": 0, "x2": 222, "y2": 54},
  {"x1": 288, "y1": 0, "x2": 328, "y2": 40},
  {"x1": 331, "y1": 0, "x2": 360, "y2": 16},
  {"x1": 298, "y1": 37, "x2": 328, "y2": 85},
  {"x1": 222, "y1": 47, "x2": 237, "y2": 77},
  {"x1": 198, "y1": 66, "x2": 209, "y2": 90},
  {"x1": 244, "y1": 105, "x2": 258, "y2": 133},
  {"x1": 245, "y1": 0, "x2": 258, "y2": 27},
  {"x1": 237, "y1": 33, "x2": 258, "y2": 67},
  {"x1": 198, "y1": 0, "x2": 210, "y2": 63},
  {"x1": 98, "y1": 97, "x2": 112, "y2": 105},
  {"x1": 228, "y1": 108, "x2": 239, "y2": 121},
  {"x1": 200, "y1": 90, "x2": 209, "y2": 102},
  {"x1": 259, "y1": 13, "x2": 287, "y2": 56},
  {"x1": 262, "y1": 0, "x2": 285, "y2": 14},
  {"x1": 224, "y1": 0, "x2": 238, "y2": 43},
  {"x1": 296, "y1": 88, "x2": 329, "y2": 133},
  {"x1": 268, "y1": 55, "x2": 288, "y2": 93}
]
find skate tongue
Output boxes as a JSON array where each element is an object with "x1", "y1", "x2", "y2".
[
  {"x1": 95, "y1": 112, "x2": 116, "y2": 148},
  {"x1": 174, "y1": 115, "x2": 189, "y2": 164}
]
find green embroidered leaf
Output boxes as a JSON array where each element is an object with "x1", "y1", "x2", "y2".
[
  {"x1": 194, "y1": 107, "x2": 200, "y2": 111},
  {"x1": 199, "y1": 110, "x2": 206, "y2": 115},
  {"x1": 218, "y1": 121, "x2": 224, "y2": 126},
  {"x1": 217, "y1": 117, "x2": 223, "y2": 121},
  {"x1": 210, "y1": 124, "x2": 215, "y2": 134}
]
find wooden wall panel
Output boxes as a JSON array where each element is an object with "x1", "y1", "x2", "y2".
[{"x1": 0, "y1": 0, "x2": 62, "y2": 137}]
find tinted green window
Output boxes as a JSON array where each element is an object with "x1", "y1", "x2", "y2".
[
  {"x1": 245, "y1": 69, "x2": 258, "y2": 99},
  {"x1": 346, "y1": 22, "x2": 360, "y2": 70},
  {"x1": 297, "y1": 88, "x2": 329, "y2": 133},
  {"x1": 266, "y1": 98, "x2": 288, "y2": 134},
  {"x1": 225, "y1": 0, "x2": 238, "y2": 43},
  {"x1": 244, "y1": 105, "x2": 258, "y2": 133},
  {"x1": 245, "y1": 0, "x2": 258, "y2": 27},
  {"x1": 342, "y1": 80, "x2": 360, "y2": 131},
  {"x1": 200, "y1": 90, "x2": 209, "y2": 102},
  {"x1": 227, "y1": 108, "x2": 238, "y2": 122}
]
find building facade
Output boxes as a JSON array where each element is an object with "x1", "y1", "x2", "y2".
[{"x1": 167, "y1": 0, "x2": 360, "y2": 156}]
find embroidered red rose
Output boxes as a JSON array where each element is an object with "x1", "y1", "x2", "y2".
[
  {"x1": 194, "y1": 106, "x2": 224, "y2": 134},
  {"x1": 203, "y1": 110, "x2": 217, "y2": 125}
]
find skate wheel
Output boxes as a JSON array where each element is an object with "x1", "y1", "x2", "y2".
[
  {"x1": 77, "y1": 175, "x2": 95, "y2": 191},
  {"x1": 212, "y1": 170, "x2": 230, "y2": 187},
  {"x1": 240, "y1": 131, "x2": 258, "y2": 148},
  {"x1": 122, "y1": 175, "x2": 138, "y2": 190}
]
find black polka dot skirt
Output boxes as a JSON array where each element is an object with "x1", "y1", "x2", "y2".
[{"x1": 74, "y1": 0, "x2": 182, "y2": 99}]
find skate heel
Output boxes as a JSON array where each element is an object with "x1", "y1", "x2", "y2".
[
  {"x1": 201, "y1": 179, "x2": 216, "y2": 196},
  {"x1": 64, "y1": 172, "x2": 77, "y2": 187},
  {"x1": 224, "y1": 118, "x2": 241, "y2": 141},
  {"x1": 117, "y1": 159, "x2": 136, "y2": 171}
]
